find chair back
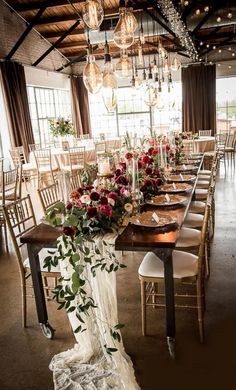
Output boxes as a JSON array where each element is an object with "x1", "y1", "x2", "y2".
[
  {"x1": 80, "y1": 134, "x2": 90, "y2": 140},
  {"x1": 37, "y1": 182, "x2": 61, "y2": 214},
  {"x1": 226, "y1": 131, "x2": 236, "y2": 148},
  {"x1": 34, "y1": 149, "x2": 53, "y2": 170},
  {"x1": 0, "y1": 167, "x2": 18, "y2": 205},
  {"x1": 198, "y1": 200, "x2": 210, "y2": 276},
  {"x1": 68, "y1": 146, "x2": 85, "y2": 169},
  {"x1": 73, "y1": 138, "x2": 81, "y2": 146},
  {"x1": 29, "y1": 143, "x2": 41, "y2": 152},
  {"x1": 3, "y1": 195, "x2": 37, "y2": 275},
  {"x1": 215, "y1": 133, "x2": 228, "y2": 151},
  {"x1": 68, "y1": 172, "x2": 82, "y2": 192},
  {"x1": 199, "y1": 130, "x2": 212, "y2": 137}
]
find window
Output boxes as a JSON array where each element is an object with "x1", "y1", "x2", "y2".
[
  {"x1": 216, "y1": 77, "x2": 236, "y2": 133},
  {"x1": 27, "y1": 86, "x2": 71, "y2": 147},
  {"x1": 89, "y1": 83, "x2": 182, "y2": 138}
]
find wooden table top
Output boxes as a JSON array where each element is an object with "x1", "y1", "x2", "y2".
[{"x1": 20, "y1": 223, "x2": 62, "y2": 245}]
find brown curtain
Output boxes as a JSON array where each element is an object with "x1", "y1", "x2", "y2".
[
  {"x1": 0, "y1": 61, "x2": 34, "y2": 160},
  {"x1": 70, "y1": 76, "x2": 91, "y2": 136},
  {"x1": 182, "y1": 64, "x2": 216, "y2": 134}
]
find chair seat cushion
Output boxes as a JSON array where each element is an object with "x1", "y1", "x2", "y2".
[
  {"x1": 189, "y1": 201, "x2": 205, "y2": 214},
  {"x1": 195, "y1": 188, "x2": 208, "y2": 200},
  {"x1": 183, "y1": 212, "x2": 204, "y2": 228},
  {"x1": 196, "y1": 180, "x2": 209, "y2": 189},
  {"x1": 23, "y1": 248, "x2": 60, "y2": 273},
  {"x1": 23, "y1": 163, "x2": 36, "y2": 171},
  {"x1": 176, "y1": 227, "x2": 201, "y2": 248},
  {"x1": 138, "y1": 250, "x2": 198, "y2": 279},
  {"x1": 198, "y1": 174, "x2": 210, "y2": 181},
  {"x1": 200, "y1": 170, "x2": 211, "y2": 175},
  {"x1": 63, "y1": 164, "x2": 84, "y2": 171},
  {"x1": 38, "y1": 166, "x2": 58, "y2": 173}
]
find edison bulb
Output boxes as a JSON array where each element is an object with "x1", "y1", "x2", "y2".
[
  {"x1": 115, "y1": 54, "x2": 132, "y2": 79},
  {"x1": 144, "y1": 86, "x2": 158, "y2": 107},
  {"x1": 83, "y1": 54, "x2": 103, "y2": 94},
  {"x1": 82, "y1": 0, "x2": 104, "y2": 31},
  {"x1": 102, "y1": 61, "x2": 118, "y2": 113},
  {"x1": 114, "y1": 8, "x2": 134, "y2": 49}
]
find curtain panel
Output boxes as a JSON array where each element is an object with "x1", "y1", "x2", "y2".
[
  {"x1": 70, "y1": 76, "x2": 91, "y2": 137},
  {"x1": 0, "y1": 61, "x2": 34, "y2": 160},
  {"x1": 182, "y1": 64, "x2": 216, "y2": 134}
]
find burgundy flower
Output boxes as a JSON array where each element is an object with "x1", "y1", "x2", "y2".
[
  {"x1": 144, "y1": 179, "x2": 152, "y2": 187},
  {"x1": 151, "y1": 149, "x2": 158, "y2": 155},
  {"x1": 142, "y1": 155, "x2": 150, "y2": 164},
  {"x1": 154, "y1": 178, "x2": 163, "y2": 186},
  {"x1": 77, "y1": 188, "x2": 84, "y2": 195},
  {"x1": 116, "y1": 175, "x2": 128, "y2": 185},
  {"x1": 90, "y1": 191, "x2": 100, "y2": 201},
  {"x1": 148, "y1": 147, "x2": 154, "y2": 154},
  {"x1": 149, "y1": 157, "x2": 154, "y2": 164},
  {"x1": 125, "y1": 152, "x2": 133, "y2": 160},
  {"x1": 119, "y1": 162, "x2": 126, "y2": 171},
  {"x1": 153, "y1": 169, "x2": 161, "y2": 176},
  {"x1": 140, "y1": 185, "x2": 147, "y2": 192},
  {"x1": 87, "y1": 206, "x2": 98, "y2": 218},
  {"x1": 63, "y1": 226, "x2": 76, "y2": 237},
  {"x1": 138, "y1": 160, "x2": 143, "y2": 169},
  {"x1": 166, "y1": 144, "x2": 170, "y2": 151},
  {"x1": 101, "y1": 204, "x2": 113, "y2": 217},
  {"x1": 66, "y1": 202, "x2": 72, "y2": 210},
  {"x1": 114, "y1": 168, "x2": 122, "y2": 177},
  {"x1": 145, "y1": 167, "x2": 153, "y2": 175},
  {"x1": 85, "y1": 185, "x2": 94, "y2": 191},
  {"x1": 108, "y1": 192, "x2": 118, "y2": 201},
  {"x1": 100, "y1": 196, "x2": 108, "y2": 205}
]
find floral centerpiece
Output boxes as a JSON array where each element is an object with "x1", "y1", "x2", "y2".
[{"x1": 48, "y1": 117, "x2": 75, "y2": 137}]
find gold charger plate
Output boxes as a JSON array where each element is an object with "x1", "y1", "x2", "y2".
[
  {"x1": 175, "y1": 165, "x2": 198, "y2": 171},
  {"x1": 159, "y1": 182, "x2": 192, "y2": 193},
  {"x1": 167, "y1": 174, "x2": 196, "y2": 182},
  {"x1": 130, "y1": 211, "x2": 176, "y2": 228},
  {"x1": 146, "y1": 194, "x2": 187, "y2": 206}
]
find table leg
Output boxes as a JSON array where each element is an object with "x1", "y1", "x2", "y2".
[
  {"x1": 154, "y1": 248, "x2": 176, "y2": 358},
  {"x1": 27, "y1": 244, "x2": 55, "y2": 339}
]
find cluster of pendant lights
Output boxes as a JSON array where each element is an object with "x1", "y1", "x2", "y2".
[{"x1": 82, "y1": 0, "x2": 180, "y2": 112}]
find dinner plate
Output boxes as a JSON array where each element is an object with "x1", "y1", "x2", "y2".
[
  {"x1": 130, "y1": 211, "x2": 176, "y2": 227},
  {"x1": 180, "y1": 159, "x2": 201, "y2": 165},
  {"x1": 175, "y1": 164, "x2": 198, "y2": 171},
  {"x1": 159, "y1": 182, "x2": 193, "y2": 193},
  {"x1": 167, "y1": 174, "x2": 196, "y2": 182},
  {"x1": 146, "y1": 194, "x2": 187, "y2": 206}
]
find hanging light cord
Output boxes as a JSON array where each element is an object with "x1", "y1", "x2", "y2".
[{"x1": 66, "y1": 0, "x2": 82, "y2": 19}]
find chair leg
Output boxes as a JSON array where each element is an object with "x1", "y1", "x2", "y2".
[
  {"x1": 3, "y1": 220, "x2": 8, "y2": 252},
  {"x1": 197, "y1": 281, "x2": 204, "y2": 343},
  {"x1": 140, "y1": 279, "x2": 146, "y2": 336},
  {"x1": 21, "y1": 281, "x2": 27, "y2": 328},
  {"x1": 151, "y1": 282, "x2": 158, "y2": 308}
]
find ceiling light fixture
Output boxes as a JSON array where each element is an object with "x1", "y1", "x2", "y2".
[
  {"x1": 82, "y1": 0, "x2": 104, "y2": 31},
  {"x1": 216, "y1": 16, "x2": 222, "y2": 23},
  {"x1": 195, "y1": 9, "x2": 201, "y2": 15},
  {"x1": 204, "y1": 6, "x2": 209, "y2": 12},
  {"x1": 102, "y1": 42, "x2": 118, "y2": 113},
  {"x1": 113, "y1": 0, "x2": 136, "y2": 49},
  {"x1": 83, "y1": 43, "x2": 103, "y2": 94},
  {"x1": 227, "y1": 12, "x2": 233, "y2": 19}
]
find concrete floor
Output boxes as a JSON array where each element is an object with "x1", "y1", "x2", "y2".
[{"x1": 0, "y1": 158, "x2": 236, "y2": 390}]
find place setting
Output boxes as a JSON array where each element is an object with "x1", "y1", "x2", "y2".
[
  {"x1": 166, "y1": 173, "x2": 196, "y2": 182},
  {"x1": 129, "y1": 210, "x2": 177, "y2": 230},
  {"x1": 146, "y1": 193, "x2": 187, "y2": 207},
  {"x1": 159, "y1": 182, "x2": 193, "y2": 193}
]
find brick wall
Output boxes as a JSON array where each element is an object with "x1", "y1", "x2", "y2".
[{"x1": 0, "y1": 1, "x2": 71, "y2": 74}]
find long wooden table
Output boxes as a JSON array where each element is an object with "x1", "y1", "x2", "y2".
[{"x1": 115, "y1": 158, "x2": 203, "y2": 357}]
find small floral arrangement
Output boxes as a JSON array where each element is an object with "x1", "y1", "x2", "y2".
[{"x1": 48, "y1": 117, "x2": 75, "y2": 137}]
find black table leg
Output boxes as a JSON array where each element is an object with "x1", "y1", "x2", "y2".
[
  {"x1": 154, "y1": 248, "x2": 176, "y2": 358},
  {"x1": 27, "y1": 244, "x2": 55, "y2": 339}
]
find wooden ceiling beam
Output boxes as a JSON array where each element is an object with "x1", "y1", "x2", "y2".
[
  {"x1": 191, "y1": 4, "x2": 222, "y2": 36},
  {"x1": 56, "y1": 44, "x2": 98, "y2": 71},
  {"x1": 44, "y1": 28, "x2": 85, "y2": 39},
  {"x1": 12, "y1": 0, "x2": 84, "y2": 13},
  {"x1": 201, "y1": 33, "x2": 236, "y2": 56}
]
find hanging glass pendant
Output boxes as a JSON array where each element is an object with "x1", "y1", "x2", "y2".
[
  {"x1": 163, "y1": 59, "x2": 169, "y2": 74},
  {"x1": 115, "y1": 53, "x2": 133, "y2": 79},
  {"x1": 171, "y1": 55, "x2": 181, "y2": 71},
  {"x1": 82, "y1": 0, "x2": 104, "y2": 31},
  {"x1": 138, "y1": 40, "x2": 144, "y2": 66},
  {"x1": 158, "y1": 41, "x2": 167, "y2": 59},
  {"x1": 144, "y1": 85, "x2": 158, "y2": 107},
  {"x1": 102, "y1": 44, "x2": 118, "y2": 113},
  {"x1": 114, "y1": 5, "x2": 134, "y2": 49},
  {"x1": 126, "y1": 3, "x2": 138, "y2": 33},
  {"x1": 83, "y1": 47, "x2": 103, "y2": 94}
]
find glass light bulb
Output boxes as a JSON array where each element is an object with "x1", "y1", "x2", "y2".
[
  {"x1": 140, "y1": 25, "x2": 145, "y2": 44},
  {"x1": 102, "y1": 61, "x2": 118, "y2": 113},
  {"x1": 158, "y1": 42, "x2": 167, "y2": 59},
  {"x1": 163, "y1": 60, "x2": 169, "y2": 74},
  {"x1": 114, "y1": 8, "x2": 134, "y2": 49},
  {"x1": 115, "y1": 54, "x2": 132, "y2": 78},
  {"x1": 138, "y1": 43, "x2": 144, "y2": 66},
  {"x1": 83, "y1": 54, "x2": 103, "y2": 94},
  {"x1": 144, "y1": 85, "x2": 158, "y2": 107},
  {"x1": 171, "y1": 56, "x2": 180, "y2": 71},
  {"x1": 134, "y1": 77, "x2": 142, "y2": 89},
  {"x1": 126, "y1": 6, "x2": 138, "y2": 33},
  {"x1": 82, "y1": 0, "x2": 104, "y2": 31}
]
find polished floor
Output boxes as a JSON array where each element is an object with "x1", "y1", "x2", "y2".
[{"x1": 0, "y1": 158, "x2": 236, "y2": 390}]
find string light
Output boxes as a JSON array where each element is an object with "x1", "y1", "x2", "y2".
[
  {"x1": 204, "y1": 6, "x2": 209, "y2": 12},
  {"x1": 216, "y1": 16, "x2": 221, "y2": 23}
]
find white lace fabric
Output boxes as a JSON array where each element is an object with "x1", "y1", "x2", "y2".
[{"x1": 50, "y1": 233, "x2": 140, "y2": 390}]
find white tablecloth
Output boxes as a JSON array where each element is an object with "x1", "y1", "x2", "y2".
[
  {"x1": 183, "y1": 136, "x2": 215, "y2": 153},
  {"x1": 50, "y1": 234, "x2": 140, "y2": 390}
]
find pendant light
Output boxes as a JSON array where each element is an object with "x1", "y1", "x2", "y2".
[
  {"x1": 158, "y1": 40, "x2": 167, "y2": 59},
  {"x1": 171, "y1": 54, "x2": 181, "y2": 71},
  {"x1": 137, "y1": 39, "x2": 144, "y2": 66},
  {"x1": 82, "y1": 0, "x2": 104, "y2": 31},
  {"x1": 83, "y1": 43, "x2": 103, "y2": 94},
  {"x1": 115, "y1": 51, "x2": 133, "y2": 79},
  {"x1": 126, "y1": 1, "x2": 138, "y2": 33},
  {"x1": 114, "y1": 0, "x2": 135, "y2": 49},
  {"x1": 102, "y1": 41, "x2": 118, "y2": 113}
]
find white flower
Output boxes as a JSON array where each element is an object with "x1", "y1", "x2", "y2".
[
  {"x1": 124, "y1": 203, "x2": 133, "y2": 213},
  {"x1": 108, "y1": 198, "x2": 115, "y2": 207},
  {"x1": 80, "y1": 195, "x2": 91, "y2": 204},
  {"x1": 123, "y1": 190, "x2": 131, "y2": 197},
  {"x1": 93, "y1": 179, "x2": 99, "y2": 189}
]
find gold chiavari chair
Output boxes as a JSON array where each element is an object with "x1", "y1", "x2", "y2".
[
  {"x1": 199, "y1": 129, "x2": 212, "y2": 137},
  {"x1": 10, "y1": 148, "x2": 37, "y2": 191},
  {"x1": 37, "y1": 181, "x2": 61, "y2": 215},
  {"x1": 138, "y1": 201, "x2": 210, "y2": 342},
  {"x1": 3, "y1": 195, "x2": 60, "y2": 327},
  {"x1": 94, "y1": 141, "x2": 107, "y2": 162},
  {"x1": 224, "y1": 131, "x2": 236, "y2": 159},
  {"x1": 0, "y1": 167, "x2": 19, "y2": 250},
  {"x1": 68, "y1": 172, "x2": 82, "y2": 192},
  {"x1": 29, "y1": 143, "x2": 41, "y2": 152},
  {"x1": 62, "y1": 146, "x2": 85, "y2": 174},
  {"x1": 34, "y1": 149, "x2": 58, "y2": 189}
]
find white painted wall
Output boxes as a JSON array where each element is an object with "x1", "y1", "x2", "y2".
[{"x1": 24, "y1": 66, "x2": 70, "y2": 90}]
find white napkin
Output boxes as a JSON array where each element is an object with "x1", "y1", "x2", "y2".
[
  {"x1": 165, "y1": 193, "x2": 171, "y2": 203},
  {"x1": 172, "y1": 182, "x2": 177, "y2": 190},
  {"x1": 152, "y1": 212, "x2": 160, "y2": 224},
  {"x1": 180, "y1": 173, "x2": 184, "y2": 181}
]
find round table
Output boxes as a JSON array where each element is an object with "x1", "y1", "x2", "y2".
[{"x1": 183, "y1": 136, "x2": 215, "y2": 154}]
